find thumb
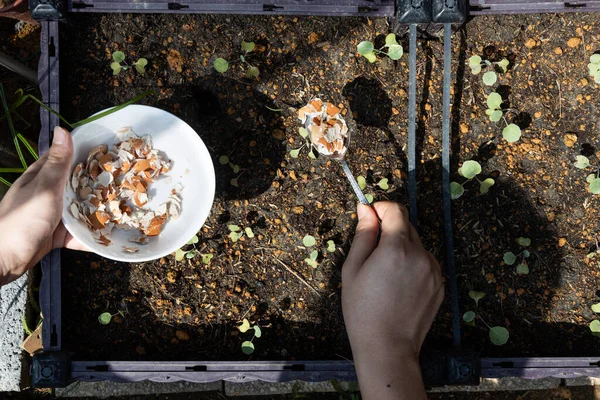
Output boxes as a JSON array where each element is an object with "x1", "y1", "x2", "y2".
[
  {"x1": 343, "y1": 203, "x2": 380, "y2": 278},
  {"x1": 38, "y1": 126, "x2": 74, "y2": 185}
]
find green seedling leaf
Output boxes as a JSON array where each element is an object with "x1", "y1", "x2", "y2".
[
  {"x1": 229, "y1": 231, "x2": 243, "y2": 242},
  {"x1": 357, "y1": 176, "x2": 367, "y2": 191},
  {"x1": 502, "y1": 124, "x2": 522, "y2": 143},
  {"x1": 308, "y1": 149, "x2": 316, "y2": 159},
  {"x1": 98, "y1": 312, "x2": 112, "y2": 325},
  {"x1": 489, "y1": 326, "x2": 509, "y2": 346},
  {"x1": 377, "y1": 178, "x2": 389, "y2": 190},
  {"x1": 134, "y1": 58, "x2": 148, "y2": 74},
  {"x1": 516, "y1": 263, "x2": 529, "y2": 275},
  {"x1": 461, "y1": 160, "x2": 482, "y2": 179},
  {"x1": 463, "y1": 311, "x2": 476, "y2": 323},
  {"x1": 590, "y1": 320, "x2": 600, "y2": 333},
  {"x1": 357, "y1": 41, "x2": 375, "y2": 56},
  {"x1": 363, "y1": 51, "x2": 377, "y2": 63},
  {"x1": 240, "y1": 55, "x2": 246, "y2": 63},
  {"x1": 523, "y1": 250, "x2": 531, "y2": 258},
  {"x1": 246, "y1": 66, "x2": 260, "y2": 78},
  {"x1": 305, "y1": 258, "x2": 318, "y2": 268},
  {"x1": 385, "y1": 33, "x2": 398, "y2": 46},
  {"x1": 299, "y1": 127, "x2": 309, "y2": 138},
  {"x1": 497, "y1": 58, "x2": 509, "y2": 73},
  {"x1": 468, "y1": 55, "x2": 482, "y2": 67},
  {"x1": 231, "y1": 164, "x2": 240, "y2": 174},
  {"x1": 241, "y1": 341, "x2": 255, "y2": 354},
  {"x1": 590, "y1": 178, "x2": 600, "y2": 195},
  {"x1": 110, "y1": 62, "x2": 122, "y2": 75},
  {"x1": 470, "y1": 64, "x2": 482, "y2": 75},
  {"x1": 479, "y1": 178, "x2": 495, "y2": 194},
  {"x1": 587, "y1": 174, "x2": 597, "y2": 183},
  {"x1": 186, "y1": 250, "x2": 197, "y2": 259},
  {"x1": 228, "y1": 225, "x2": 241, "y2": 232},
  {"x1": 592, "y1": 303, "x2": 600, "y2": 313},
  {"x1": 450, "y1": 182, "x2": 464, "y2": 200},
  {"x1": 112, "y1": 51, "x2": 125, "y2": 63},
  {"x1": 187, "y1": 235, "x2": 199, "y2": 245},
  {"x1": 487, "y1": 109, "x2": 503, "y2": 122},
  {"x1": 482, "y1": 71, "x2": 497, "y2": 86},
  {"x1": 241, "y1": 41, "x2": 255, "y2": 53},
  {"x1": 303, "y1": 235, "x2": 316, "y2": 247},
  {"x1": 219, "y1": 155, "x2": 229, "y2": 165},
  {"x1": 326, "y1": 240, "x2": 336, "y2": 253},
  {"x1": 516, "y1": 237, "x2": 531, "y2": 247},
  {"x1": 487, "y1": 92, "x2": 502, "y2": 109},
  {"x1": 253, "y1": 325, "x2": 262, "y2": 338},
  {"x1": 238, "y1": 318, "x2": 251, "y2": 333},
  {"x1": 230, "y1": 178, "x2": 239, "y2": 187},
  {"x1": 202, "y1": 253, "x2": 214, "y2": 264},
  {"x1": 245, "y1": 227, "x2": 255, "y2": 238},
  {"x1": 386, "y1": 45, "x2": 403, "y2": 60},
  {"x1": 214, "y1": 58, "x2": 229, "y2": 73},
  {"x1": 290, "y1": 149, "x2": 300, "y2": 158},
  {"x1": 588, "y1": 63, "x2": 600, "y2": 76},
  {"x1": 590, "y1": 54, "x2": 600, "y2": 64},
  {"x1": 503, "y1": 252, "x2": 517, "y2": 265},
  {"x1": 365, "y1": 194, "x2": 374, "y2": 204},
  {"x1": 175, "y1": 249, "x2": 186, "y2": 261},
  {"x1": 575, "y1": 155, "x2": 590, "y2": 169},
  {"x1": 469, "y1": 290, "x2": 486, "y2": 307},
  {"x1": 309, "y1": 250, "x2": 318, "y2": 261}
]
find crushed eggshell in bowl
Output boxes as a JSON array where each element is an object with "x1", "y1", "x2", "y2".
[
  {"x1": 62, "y1": 105, "x2": 215, "y2": 262},
  {"x1": 298, "y1": 98, "x2": 349, "y2": 158}
]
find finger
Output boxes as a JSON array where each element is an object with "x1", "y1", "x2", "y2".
[
  {"x1": 53, "y1": 222, "x2": 90, "y2": 252},
  {"x1": 372, "y1": 202, "x2": 412, "y2": 246},
  {"x1": 11, "y1": 153, "x2": 49, "y2": 187},
  {"x1": 64, "y1": 233, "x2": 91, "y2": 252},
  {"x1": 36, "y1": 126, "x2": 74, "y2": 191},
  {"x1": 343, "y1": 203, "x2": 380, "y2": 279}
]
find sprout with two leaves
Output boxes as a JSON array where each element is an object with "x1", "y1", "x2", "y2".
[
  {"x1": 218, "y1": 155, "x2": 243, "y2": 187},
  {"x1": 302, "y1": 235, "x2": 336, "y2": 268},
  {"x1": 357, "y1": 34, "x2": 403, "y2": 63},
  {"x1": 237, "y1": 318, "x2": 262, "y2": 355},
  {"x1": 175, "y1": 235, "x2": 214, "y2": 264},
  {"x1": 503, "y1": 237, "x2": 532, "y2": 275},
  {"x1": 574, "y1": 155, "x2": 600, "y2": 195},
  {"x1": 462, "y1": 290, "x2": 509, "y2": 346},
  {"x1": 485, "y1": 92, "x2": 522, "y2": 143},
  {"x1": 450, "y1": 160, "x2": 495, "y2": 200},
  {"x1": 289, "y1": 127, "x2": 317, "y2": 160},
  {"x1": 228, "y1": 224, "x2": 255, "y2": 243},
  {"x1": 468, "y1": 55, "x2": 509, "y2": 86},
  {"x1": 588, "y1": 54, "x2": 600, "y2": 84},
  {"x1": 214, "y1": 41, "x2": 260, "y2": 78},
  {"x1": 110, "y1": 51, "x2": 148, "y2": 76}
]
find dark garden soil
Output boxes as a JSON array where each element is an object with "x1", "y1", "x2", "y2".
[{"x1": 58, "y1": 12, "x2": 600, "y2": 362}]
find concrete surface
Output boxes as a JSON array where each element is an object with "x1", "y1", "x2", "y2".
[
  {"x1": 428, "y1": 377, "x2": 561, "y2": 392},
  {"x1": 224, "y1": 380, "x2": 357, "y2": 396},
  {"x1": 0, "y1": 273, "x2": 28, "y2": 391},
  {"x1": 55, "y1": 381, "x2": 223, "y2": 398}
]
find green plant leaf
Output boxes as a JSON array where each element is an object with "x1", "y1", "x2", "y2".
[
  {"x1": 523, "y1": 250, "x2": 531, "y2": 258},
  {"x1": 305, "y1": 258, "x2": 318, "y2": 268},
  {"x1": 134, "y1": 58, "x2": 148, "y2": 74},
  {"x1": 303, "y1": 235, "x2": 316, "y2": 247},
  {"x1": 238, "y1": 318, "x2": 251, "y2": 333},
  {"x1": 575, "y1": 155, "x2": 590, "y2": 169},
  {"x1": 479, "y1": 178, "x2": 495, "y2": 194},
  {"x1": 326, "y1": 240, "x2": 336, "y2": 253},
  {"x1": 229, "y1": 231, "x2": 242, "y2": 242},
  {"x1": 308, "y1": 149, "x2": 316, "y2": 159},
  {"x1": 357, "y1": 41, "x2": 374, "y2": 55},
  {"x1": 377, "y1": 178, "x2": 389, "y2": 190},
  {"x1": 175, "y1": 249, "x2": 186, "y2": 261},
  {"x1": 16, "y1": 133, "x2": 38, "y2": 160},
  {"x1": 228, "y1": 225, "x2": 241, "y2": 232},
  {"x1": 590, "y1": 178, "x2": 600, "y2": 195},
  {"x1": 487, "y1": 109, "x2": 503, "y2": 122},
  {"x1": 592, "y1": 303, "x2": 600, "y2": 313},
  {"x1": 588, "y1": 62, "x2": 600, "y2": 76},
  {"x1": 470, "y1": 64, "x2": 482, "y2": 75},
  {"x1": 482, "y1": 71, "x2": 497, "y2": 86},
  {"x1": 110, "y1": 62, "x2": 122, "y2": 75},
  {"x1": 468, "y1": 55, "x2": 482, "y2": 67},
  {"x1": 253, "y1": 325, "x2": 262, "y2": 338},
  {"x1": 463, "y1": 311, "x2": 476, "y2": 323},
  {"x1": 386, "y1": 44, "x2": 403, "y2": 60},
  {"x1": 502, "y1": 124, "x2": 522, "y2": 143},
  {"x1": 231, "y1": 164, "x2": 240, "y2": 174},
  {"x1": 246, "y1": 66, "x2": 260, "y2": 78},
  {"x1": 309, "y1": 250, "x2": 318, "y2": 261},
  {"x1": 497, "y1": 58, "x2": 509, "y2": 73},
  {"x1": 202, "y1": 253, "x2": 214, "y2": 264},
  {"x1": 357, "y1": 176, "x2": 367, "y2": 190},
  {"x1": 461, "y1": 160, "x2": 482, "y2": 179},
  {"x1": 591, "y1": 320, "x2": 600, "y2": 333},
  {"x1": 587, "y1": 174, "x2": 596, "y2": 183},
  {"x1": 365, "y1": 194, "x2": 374, "y2": 204},
  {"x1": 516, "y1": 263, "x2": 529, "y2": 275},
  {"x1": 245, "y1": 227, "x2": 255, "y2": 238},
  {"x1": 187, "y1": 235, "x2": 199, "y2": 245},
  {"x1": 219, "y1": 155, "x2": 229, "y2": 165},
  {"x1": 385, "y1": 33, "x2": 398, "y2": 46},
  {"x1": 112, "y1": 51, "x2": 125, "y2": 63},
  {"x1": 489, "y1": 326, "x2": 509, "y2": 345},
  {"x1": 241, "y1": 341, "x2": 255, "y2": 354},
  {"x1": 185, "y1": 250, "x2": 197, "y2": 259},
  {"x1": 299, "y1": 127, "x2": 309, "y2": 138},
  {"x1": 450, "y1": 182, "x2": 464, "y2": 200},
  {"x1": 590, "y1": 54, "x2": 600, "y2": 64},
  {"x1": 503, "y1": 252, "x2": 517, "y2": 265},
  {"x1": 214, "y1": 58, "x2": 229, "y2": 73},
  {"x1": 290, "y1": 149, "x2": 300, "y2": 158},
  {"x1": 516, "y1": 237, "x2": 531, "y2": 247},
  {"x1": 98, "y1": 312, "x2": 112, "y2": 325},
  {"x1": 363, "y1": 51, "x2": 377, "y2": 63},
  {"x1": 230, "y1": 178, "x2": 239, "y2": 187},
  {"x1": 469, "y1": 290, "x2": 486, "y2": 307},
  {"x1": 487, "y1": 92, "x2": 502, "y2": 109},
  {"x1": 241, "y1": 41, "x2": 255, "y2": 53},
  {"x1": 72, "y1": 90, "x2": 154, "y2": 129}
]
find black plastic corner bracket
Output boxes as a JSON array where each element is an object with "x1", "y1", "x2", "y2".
[
  {"x1": 432, "y1": 0, "x2": 467, "y2": 23},
  {"x1": 397, "y1": 0, "x2": 432, "y2": 23},
  {"x1": 29, "y1": 0, "x2": 65, "y2": 20},
  {"x1": 31, "y1": 352, "x2": 71, "y2": 388}
]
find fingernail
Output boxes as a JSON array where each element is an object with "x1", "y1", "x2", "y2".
[
  {"x1": 53, "y1": 126, "x2": 66, "y2": 145},
  {"x1": 357, "y1": 203, "x2": 368, "y2": 220}
]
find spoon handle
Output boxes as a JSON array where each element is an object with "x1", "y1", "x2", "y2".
[{"x1": 339, "y1": 159, "x2": 369, "y2": 205}]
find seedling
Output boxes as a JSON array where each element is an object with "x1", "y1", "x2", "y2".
[
  {"x1": 237, "y1": 318, "x2": 262, "y2": 354},
  {"x1": 326, "y1": 240, "x2": 336, "y2": 253},
  {"x1": 98, "y1": 307, "x2": 126, "y2": 325},
  {"x1": 214, "y1": 41, "x2": 260, "y2": 78},
  {"x1": 450, "y1": 160, "x2": 495, "y2": 199},
  {"x1": 110, "y1": 51, "x2": 147, "y2": 75},
  {"x1": 219, "y1": 155, "x2": 243, "y2": 187},
  {"x1": 302, "y1": 235, "x2": 319, "y2": 267},
  {"x1": 503, "y1": 237, "x2": 532, "y2": 275},
  {"x1": 175, "y1": 235, "x2": 214, "y2": 264},
  {"x1": 468, "y1": 55, "x2": 509, "y2": 86},
  {"x1": 485, "y1": 92, "x2": 522, "y2": 142},
  {"x1": 355, "y1": 176, "x2": 375, "y2": 204},
  {"x1": 588, "y1": 53, "x2": 600, "y2": 84},
  {"x1": 573, "y1": 155, "x2": 600, "y2": 194},
  {"x1": 590, "y1": 303, "x2": 600, "y2": 337},
  {"x1": 228, "y1": 224, "x2": 255, "y2": 243},
  {"x1": 468, "y1": 290, "x2": 486, "y2": 308},
  {"x1": 290, "y1": 127, "x2": 317, "y2": 159},
  {"x1": 461, "y1": 309, "x2": 509, "y2": 346},
  {"x1": 357, "y1": 33, "x2": 403, "y2": 63}
]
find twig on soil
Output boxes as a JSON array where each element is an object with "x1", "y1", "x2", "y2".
[{"x1": 274, "y1": 258, "x2": 320, "y2": 297}]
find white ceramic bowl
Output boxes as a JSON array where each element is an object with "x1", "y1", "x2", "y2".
[{"x1": 62, "y1": 105, "x2": 215, "y2": 262}]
